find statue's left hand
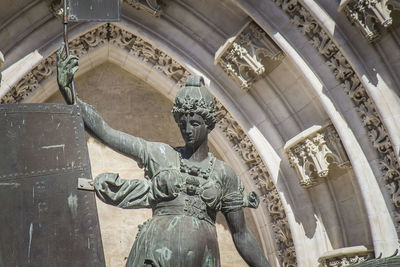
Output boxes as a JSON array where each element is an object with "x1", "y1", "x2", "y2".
[{"x1": 56, "y1": 43, "x2": 79, "y2": 104}]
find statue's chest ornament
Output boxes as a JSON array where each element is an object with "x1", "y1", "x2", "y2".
[{"x1": 179, "y1": 154, "x2": 216, "y2": 195}]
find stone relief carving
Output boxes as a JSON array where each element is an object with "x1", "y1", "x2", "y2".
[
  {"x1": 285, "y1": 125, "x2": 351, "y2": 188},
  {"x1": 317, "y1": 246, "x2": 374, "y2": 267},
  {"x1": 271, "y1": 0, "x2": 400, "y2": 235},
  {"x1": 46, "y1": 0, "x2": 63, "y2": 19},
  {"x1": 215, "y1": 21, "x2": 285, "y2": 91},
  {"x1": 339, "y1": 0, "x2": 400, "y2": 42},
  {"x1": 319, "y1": 254, "x2": 371, "y2": 267},
  {"x1": 0, "y1": 23, "x2": 296, "y2": 266}
]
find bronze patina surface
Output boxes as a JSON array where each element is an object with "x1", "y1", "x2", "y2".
[{"x1": 0, "y1": 103, "x2": 105, "y2": 267}]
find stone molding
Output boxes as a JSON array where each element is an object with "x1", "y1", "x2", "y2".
[
  {"x1": 270, "y1": 0, "x2": 400, "y2": 234},
  {"x1": 285, "y1": 124, "x2": 351, "y2": 188},
  {"x1": 215, "y1": 21, "x2": 284, "y2": 91},
  {"x1": 339, "y1": 0, "x2": 400, "y2": 42},
  {"x1": 318, "y1": 246, "x2": 374, "y2": 267},
  {"x1": 0, "y1": 23, "x2": 296, "y2": 267}
]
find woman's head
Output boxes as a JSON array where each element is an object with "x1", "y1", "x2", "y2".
[{"x1": 172, "y1": 76, "x2": 216, "y2": 131}]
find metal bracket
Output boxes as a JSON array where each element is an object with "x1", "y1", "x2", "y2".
[{"x1": 77, "y1": 178, "x2": 94, "y2": 191}]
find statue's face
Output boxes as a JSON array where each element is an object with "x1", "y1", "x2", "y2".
[{"x1": 178, "y1": 113, "x2": 208, "y2": 147}]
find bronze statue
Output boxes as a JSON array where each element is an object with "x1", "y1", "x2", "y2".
[{"x1": 57, "y1": 44, "x2": 271, "y2": 267}]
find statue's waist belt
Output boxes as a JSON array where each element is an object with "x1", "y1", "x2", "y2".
[{"x1": 153, "y1": 195, "x2": 215, "y2": 225}]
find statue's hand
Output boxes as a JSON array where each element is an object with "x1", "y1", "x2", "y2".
[{"x1": 56, "y1": 43, "x2": 79, "y2": 104}]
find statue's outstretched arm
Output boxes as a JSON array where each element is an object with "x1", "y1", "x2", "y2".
[
  {"x1": 56, "y1": 44, "x2": 146, "y2": 162},
  {"x1": 77, "y1": 97, "x2": 146, "y2": 160},
  {"x1": 224, "y1": 209, "x2": 272, "y2": 267}
]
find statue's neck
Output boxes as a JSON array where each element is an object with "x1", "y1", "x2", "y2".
[{"x1": 184, "y1": 139, "x2": 209, "y2": 162}]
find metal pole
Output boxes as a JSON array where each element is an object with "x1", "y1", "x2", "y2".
[{"x1": 63, "y1": 0, "x2": 76, "y2": 105}]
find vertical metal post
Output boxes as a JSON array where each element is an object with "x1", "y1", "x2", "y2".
[{"x1": 63, "y1": 0, "x2": 76, "y2": 104}]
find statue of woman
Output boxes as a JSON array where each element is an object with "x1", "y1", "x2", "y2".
[{"x1": 57, "y1": 45, "x2": 271, "y2": 267}]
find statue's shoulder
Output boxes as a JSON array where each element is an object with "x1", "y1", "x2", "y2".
[
  {"x1": 213, "y1": 158, "x2": 238, "y2": 179},
  {"x1": 146, "y1": 141, "x2": 178, "y2": 158}
]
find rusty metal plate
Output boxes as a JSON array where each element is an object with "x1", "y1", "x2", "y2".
[
  {"x1": 0, "y1": 103, "x2": 105, "y2": 267},
  {"x1": 68, "y1": 0, "x2": 120, "y2": 21}
]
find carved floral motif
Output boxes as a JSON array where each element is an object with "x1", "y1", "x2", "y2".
[
  {"x1": 286, "y1": 125, "x2": 351, "y2": 188},
  {"x1": 340, "y1": 0, "x2": 400, "y2": 42},
  {"x1": 0, "y1": 23, "x2": 296, "y2": 266},
  {"x1": 215, "y1": 21, "x2": 285, "y2": 91},
  {"x1": 271, "y1": 0, "x2": 400, "y2": 233}
]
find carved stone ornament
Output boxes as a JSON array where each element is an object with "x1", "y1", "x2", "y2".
[
  {"x1": 285, "y1": 124, "x2": 351, "y2": 188},
  {"x1": 271, "y1": 0, "x2": 400, "y2": 234},
  {"x1": 339, "y1": 0, "x2": 400, "y2": 42},
  {"x1": 215, "y1": 21, "x2": 285, "y2": 91},
  {"x1": 0, "y1": 23, "x2": 296, "y2": 267},
  {"x1": 317, "y1": 246, "x2": 374, "y2": 267},
  {"x1": 47, "y1": 0, "x2": 63, "y2": 19}
]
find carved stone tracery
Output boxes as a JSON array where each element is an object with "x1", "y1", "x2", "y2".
[
  {"x1": 285, "y1": 125, "x2": 351, "y2": 188},
  {"x1": 215, "y1": 21, "x2": 285, "y2": 91},
  {"x1": 340, "y1": 0, "x2": 400, "y2": 42},
  {"x1": 317, "y1": 246, "x2": 374, "y2": 267},
  {"x1": 271, "y1": 0, "x2": 400, "y2": 234},
  {"x1": 0, "y1": 23, "x2": 297, "y2": 267}
]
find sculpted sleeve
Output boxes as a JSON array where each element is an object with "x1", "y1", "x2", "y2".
[
  {"x1": 94, "y1": 173, "x2": 153, "y2": 209},
  {"x1": 220, "y1": 164, "x2": 244, "y2": 214}
]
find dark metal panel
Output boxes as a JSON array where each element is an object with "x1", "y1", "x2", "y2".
[
  {"x1": 0, "y1": 103, "x2": 105, "y2": 267},
  {"x1": 68, "y1": 0, "x2": 120, "y2": 21}
]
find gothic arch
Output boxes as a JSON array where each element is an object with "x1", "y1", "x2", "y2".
[{"x1": 1, "y1": 1, "x2": 400, "y2": 266}]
